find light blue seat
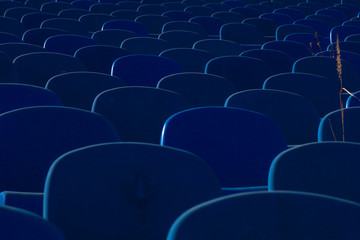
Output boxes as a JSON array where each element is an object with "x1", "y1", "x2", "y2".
[
  {"x1": 13, "y1": 52, "x2": 86, "y2": 87},
  {"x1": 46, "y1": 71, "x2": 126, "y2": 110},
  {"x1": 166, "y1": 191, "x2": 360, "y2": 240},
  {"x1": 92, "y1": 86, "x2": 189, "y2": 143},
  {"x1": 225, "y1": 89, "x2": 320, "y2": 145},
  {"x1": 157, "y1": 72, "x2": 237, "y2": 107},
  {"x1": 269, "y1": 141, "x2": 360, "y2": 203},
  {"x1": 111, "y1": 54, "x2": 182, "y2": 87},
  {"x1": 161, "y1": 106, "x2": 288, "y2": 190},
  {"x1": 44, "y1": 142, "x2": 221, "y2": 240}
]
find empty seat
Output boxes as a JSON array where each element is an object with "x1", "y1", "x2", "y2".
[
  {"x1": 14, "y1": 52, "x2": 86, "y2": 87},
  {"x1": 44, "y1": 142, "x2": 221, "y2": 240},
  {"x1": 4, "y1": 6, "x2": 38, "y2": 21},
  {"x1": 120, "y1": 37, "x2": 171, "y2": 54},
  {"x1": 211, "y1": 11, "x2": 245, "y2": 23},
  {"x1": 58, "y1": 9, "x2": 90, "y2": 19},
  {"x1": 0, "y1": 17, "x2": 24, "y2": 38},
  {"x1": 110, "y1": 9, "x2": 140, "y2": 20},
  {"x1": 102, "y1": 19, "x2": 149, "y2": 36},
  {"x1": 330, "y1": 25, "x2": 360, "y2": 43},
  {"x1": 0, "y1": 32, "x2": 21, "y2": 44},
  {"x1": 262, "y1": 40, "x2": 312, "y2": 60},
  {"x1": 243, "y1": 17, "x2": 278, "y2": 37},
  {"x1": 189, "y1": 16, "x2": 225, "y2": 36},
  {"x1": 40, "y1": 18, "x2": 90, "y2": 36},
  {"x1": 22, "y1": 27, "x2": 66, "y2": 46},
  {"x1": 89, "y1": 3, "x2": 122, "y2": 14},
  {"x1": 21, "y1": 12, "x2": 58, "y2": 30},
  {"x1": 161, "y1": 10, "x2": 194, "y2": 21},
  {"x1": 157, "y1": 72, "x2": 237, "y2": 107},
  {"x1": 91, "y1": 29, "x2": 137, "y2": 47},
  {"x1": 0, "y1": 106, "x2": 120, "y2": 192},
  {"x1": 159, "y1": 30, "x2": 205, "y2": 48},
  {"x1": 162, "y1": 21, "x2": 207, "y2": 36},
  {"x1": 79, "y1": 13, "x2": 116, "y2": 33},
  {"x1": 220, "y1": 22, "x2": 265, "y2": 44},
  {"x1": 284, "y1": 33, "x2": 328, "y2": 55},
  {"x1": 40, "y1": 2, "x2": 73, "y2": 14},
  {"x1": 0, "y1": 42, "x2": 44, "y2": 61},
  {"x1": 0, "y1": 51, "x2": 19, "y2": 83},
  {"x1": 74, "y1": 45, "x2": 130, "y2": 74},
  {"x1": 205, "y1": 56, "x2": 273, "y2": 91},
  {"x1": 46, "y1": 72, "x2": 126, "y2": 110},
  {"x1": 346, "y1": 89, "x2": 360, "y2": 107},
  {"x1": 276, "y1": 24, "x2": 315, "y2": 41},
  {"x1": 92, "y1": 86, "x2": 190, "y2": 143},
  {"x1": 135, "y1": 14, "x2": 171, "y2": 35},
  {"x1": 44, "y1": 34, "x2": 97, "y2": 55},
  {"x1": 161, "y1": 106, "x2": 288, "y2": 189},
  {"x1": 111, "y1": 54, "x2": 182, "y2": 87},
  {"x1": 137, "y1": 3, "x2": 169, "y2": 15},
  {"x1": 193, "y1": 39, "x2": 248, "y2": 57}
]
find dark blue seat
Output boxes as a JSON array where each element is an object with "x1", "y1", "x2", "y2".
[
  {"x1": 92, "y1": 86, "x2": 190, "y2": 143},
  {"x1": 44, "y1": 34, "x2": 97, "y2": 55},
  {"x1": 205, "y1": 56, "x2": 273, "y2": 91},
  {"x1": 161, "y1": 2, "x2": 186, "y2": 11},
  {"x1": 21, "y1": 12, "x2": 58, "y2": 30},
  {"x1": 242, "y1": 17, "x2": 278, "y2": 38},
  {"x1": 157, "y1": 72, "x2": 237, "y2": 107},
  {"x1": 110, "y1": 9, "x2": 139, "y2": 20},
  {"x1": 0, "y1": 204, "x2": 66, "y2": 240},
  {"x1": 74, "y1": 45, "x2": 130, "y2": 74},
  {"x1": 0, "y1": 191, "x2": 43, "y2": 216},
  {"x1": 204, "y1": 3, "x2": 230, "y2": 12},
  {"x1": 262, "y1": 40, "x2": 312, "y2": 60},
  {"x1": 184, "y1": 5, "x2": 215, "y2": 16},
  {"x1": 0, "y1": 51, "x2": 19, "y2": 83},
  {"x1": 294, "y1": 18, "x2": 331, "y2": 38},
  {"x1": 14, "y1": 52, "x2": 86, "y2": 87},
  {"x1": 0, "y1": 16, "x2": 24, "y2": 38},
  {"x1": 220, "y1": 22, "x2": 265, "y2": 44},
  {"x1": 327, "y1": 40, "x2": 360, "y2": 55},
  {"x1": 346, "y1": 90, "x2": 360, "y2": 107},
  {"x1": 229, "y1": 6, "x2": 260, "y2": 18},
  {"x1": 162, "y1": 21, "x2": 207, "y2": 36},
  {"x1": 285, "y1": 33, "x2": 328, "y2": 55},
  {"x1": 22, "y1": 27, "x2": 66, "y2": 46},
  {"x1": 120, "y1": 36, "x2": 171, "y2": 54},
  {"x1": 44, "y1": 142, "x2": 221, "y2": 240},
  {"x1": 89, "y1": 2, "x2": 122, "y2": 14},
  {"x1": 45, "y1": 72, "x2": 126, "y2": 110},
  {"x1": 259, "y1": 12, "x2": 292, "y2": 25},
  {"x1": 0, "y1": 83, "x2": 63, "y2": 114},
  {"x1": 135, "y1": 14, "x2": 171, "y2": 35},
  {"x1": 193, "y1": 39, "x2": 249, "y2": 57},
  {"x1": 159, "y1": 48, "x2": 213, "y2": 72},
  {"x1": 115, "y1": 0, "x2": 142, "y2": 10},
  {"x1": 111, "y1": 54, "x2": 182, "y2": 87},
  {"x1": 161, "y1": 106, "x2": 287, "y2": 189},
  {"x1": 91, "y1": 29, "x2": 137, "y2": 47},
  {"x1": 189, "y1": 16, "x2": 225, "y2": 36},
  {"x1": 166, "y1": 191, "x2": 360, "y2": 240},
  {"x1": 306, "y1": 13, "x2": 340, "y2": 28},
  {"x1": 225, "y1": 89, "x2": 320, "y2": 145},
  {"x1": 102, "y1": 19, "x2": 149, "y2": 36},
  {"x1": 4, "y1": 6, "x2": 38, "y2": 21},
  {"x1": 330, "y1": 25, "x2": 360, "y2": 43},
  {"x1": 0, "y1": 106, "x2": 120, "y2": 192},
  {"x1": 263, "y1": 72, "x2": 339, "y2": 117},
  {"x1": 40, "y1": 18, "x2": 90, "y2": 36},
  {"x1": 137, "y1": 3, "x2": 169, "y2": 15},
  {"x1": 316, "y1": 8, "x2": 348, "y2": 24},
  {"x1": 273, "y1": 7, "x2": 305, "y2": 21},
  {"x1": 161, "y1": 10, "x2": 194, "y2": 21},
  {"x1": 269, "y1": 141, "x2": 360, "y2": 204},
  {"x1": 319, "y1": 107, "x2": 360, "y2": 143},
  {"x1": 240, "y1": 48, "x2": 294, "y2": 74},
  {"x1": 0, "y1": 32, "x2": 21, "y2": 44},
  {"x1": 0, "y1": 1, "x2": 24, "y2": 15},
  {"x1": 40, "y1": 2, "x2": 73, "y2": 14},
  {"x1": 317, "y1": 50, "x2": 360, "y2": 77},
  {"x1": 70, "y1": 0, "x2": 96, "y2": 10},
  {"x1": 158, "y1": 30, "x2": 205, "y2": 48},
  {"x1": 276, "y1": 24, "x2": 315, "y2": 41},
  {"x1": 79, "y1": 13, "x2": 116, "y2": 33},
  {"x1": 58, "y1": 8, "x2": 89, "y2": 19},
  {"x1": 0, "y1": 43, "x2": 45, "y2": 61},
  {"x1": 211, "y1": 11, "x2": 245, "y2": 23}
]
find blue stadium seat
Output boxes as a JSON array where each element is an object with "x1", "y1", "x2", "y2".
[{"x1": 43, "y1": 34, "x2": 97, "y2": 55}]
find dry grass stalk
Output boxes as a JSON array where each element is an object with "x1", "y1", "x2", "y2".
[{"x1": 336, "y1": 35, "x2": 345, "y2": 142}]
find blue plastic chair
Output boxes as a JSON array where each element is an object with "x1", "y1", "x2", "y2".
[
  {"x1": 120, "y1": 36, "x2": 171, "y2": 54},
  {"x1": 157, "y1": 72, "x2": 237, "y2": 107},
  {"x1": 220, "y1": 22, "x2": 265, "y2": 44},
  {"x1": 193, "y1": 39, "x2": 249, "y2": 57},
  {"x1": 229, "y1": 6, "x2": 260, "y2": 18},
  {"x1": 40, "y1": 2, "x2": 73, "y2": 14},
  {"x1": 345, "y1": 33, "x2": 360, "y2": 42},
  {"x1": 22, "y1": 27, "x2": 66, "y2": 46},
  {"x1": 91, "y1": 29, "x2": 137, "y2": 47},
  {"x1": 0, "y1": 32, "x2": 21, "y2": 44},
  {"x1": 0, "y1": 205, "x2": 66, "y2": 240},
  {"x1": 294, "y1": 18, "x2": 331, "y2": 38},
  {"x1": 166, "y1": 191, "x2": 360, "y2": 240},
  {"x1": 110, "y1": 9, "x2": 140, "y2": 20},
  {"x1": 222, "y1": 0, "x2": 247, "y2": 8},
  {"x1": 70, "y1": 0, "x2": 96, "y2": 10},
  {"x1": 79, "y1": 13, "x2": 116, "y2": 33},
  {"x1": 317, "y1": 50, "x2": 360, "y2": 77},
  {"x1": 330, "y1": 25, "x2": 360, "y2": 44},
  {"x1": 162, "y1": 10, "x2": 194, "y2": 21},
  {"x1": 21, "y1": 12, "x2": 58, "y2": 30},
  {"x1": 189, "y1": 16, "x2": 225, "y2": 36},
  {"x1": 159, "y1": 48, "x2": 213, "y2": 72},
  {"x1": 159, "y1": 30, "x2": 205, "y2": 48},
  {"x1": 346, "y1": 90, "x2": 360, "y2": 107},
  {"x1": 242, "y1": 17, "x2": 278, "y2": 38},
  {"x1": 259, "y1": 12, "x2": 292, "y2": 25},
  {"x1": 184, "y1": 5, "x2": 214, "y2": 16},
  {"x1": 44, "y1": 142, "x2": 221, "y2": 240},
  {"x1": 318, "y1": 107, "x2": 360, "y2": 143},
  {"x1": 0, "y1": 42, "x2": 45, "y2": 61},
  {"x1": 306, "y1": 13, "x2": 340, "y2": 28},
  {"x1": 14, "y1": 52, "x2": 86, "y2": 87},
  {"x1": 0, "y1": 1, "x2": 24, "y2": 15},
  {"x1": 25, "y1": 0, "x2": 53, "y2": 9},
  {"x1": 89, "y1": 2, "x2": 122, "y2": 14},
  {"x1": 276, "y1": 24, "x2": 315, "y2": 41},
  {"x1": 0, "y1": 191, "x2": 43, "y2": 216},
  {"x1": 116, "y1": 1, "x2": 142, "y2": 10},
  {"x1": 327, "y1": 40, "x2": 360, "y2": 55},
  {"x1": 44, "y1": 34, "x2": 97, "y2": 55},
  {"x1": 274, "y1": 7, "x2": 305, "y2": 21},
  {"x1": 92, "y1": 86, "x2": 190, "y2": 143},
  {"x1": 46, "y1": 72, "x2": 126, "y2": 110},
  {"x1": 205, "y1": 55, "x2": 273, "y2": 91},
  {"x1": 204, "y1": 3, "x2": 230, "y2": 12},
  {"x1": 211, "y1": 11, "x2": 245, "y2": 23},
  {"x1": 0, "y1": 106, "x2": 120, "y2": 193},
  {"x1": 293, "y1": 56, "x2": 360, "y2": 92},
  {"x1": 225, "y1": 89, "x2": 320, "y2": 145},
  {"x1": 0, "y1": 83, "x2": 63, "y2": 114},
  {"x1": 137, "y1": 3, "x2": 169, "y2": 15},
  {"x1": 285, "y1": 33, "x2": 328, "y2": 55},
  {"x1": 240, "y1": 48, "x2": 294, "y2": 74},
  {"x1": 161, "y1": 106, "x2": 287, "y2": 190},
  {"x1": 0, "y1": 51, "x2": 18, "y2": 83},
  {"x1": 135, "y1": 14, "x2": 171, "y2": 35},
  {"x1": 74, "y1": 45, "x2": 130, "y2": 74},
  {"x1": 316, "y1": 8, "x2": 348, "y2": 24},
  {"x1": 161, "y1": 21, "x2": 207, "y2": 36},
  {"x1": 102, "y1": 19, "x2": 149, "y2": 36},
  {"x1": 262, "y1": 40, "x2": 312, "y2": 60},
  {"x1": 263, "y1": 72, "x2": 339, "y2": 117},
  {"x1": 161, "y1": 2, "x2": 186, "y2": 11},
  {"x1": 0, "y1": 16, "x2": 24, "y2": 38},
  {"x1": 111, "y1": 54, "x2": 182, "y2": 87},
  {"x1": 40, "y1": 18, "x2": 90, "y2": 36},
  {"x1": 4, "y1": 7, "x2": 38, "y2": 21},
  {"x1": 269, "y1": 141, "x2": 360, "y2": 203}
]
